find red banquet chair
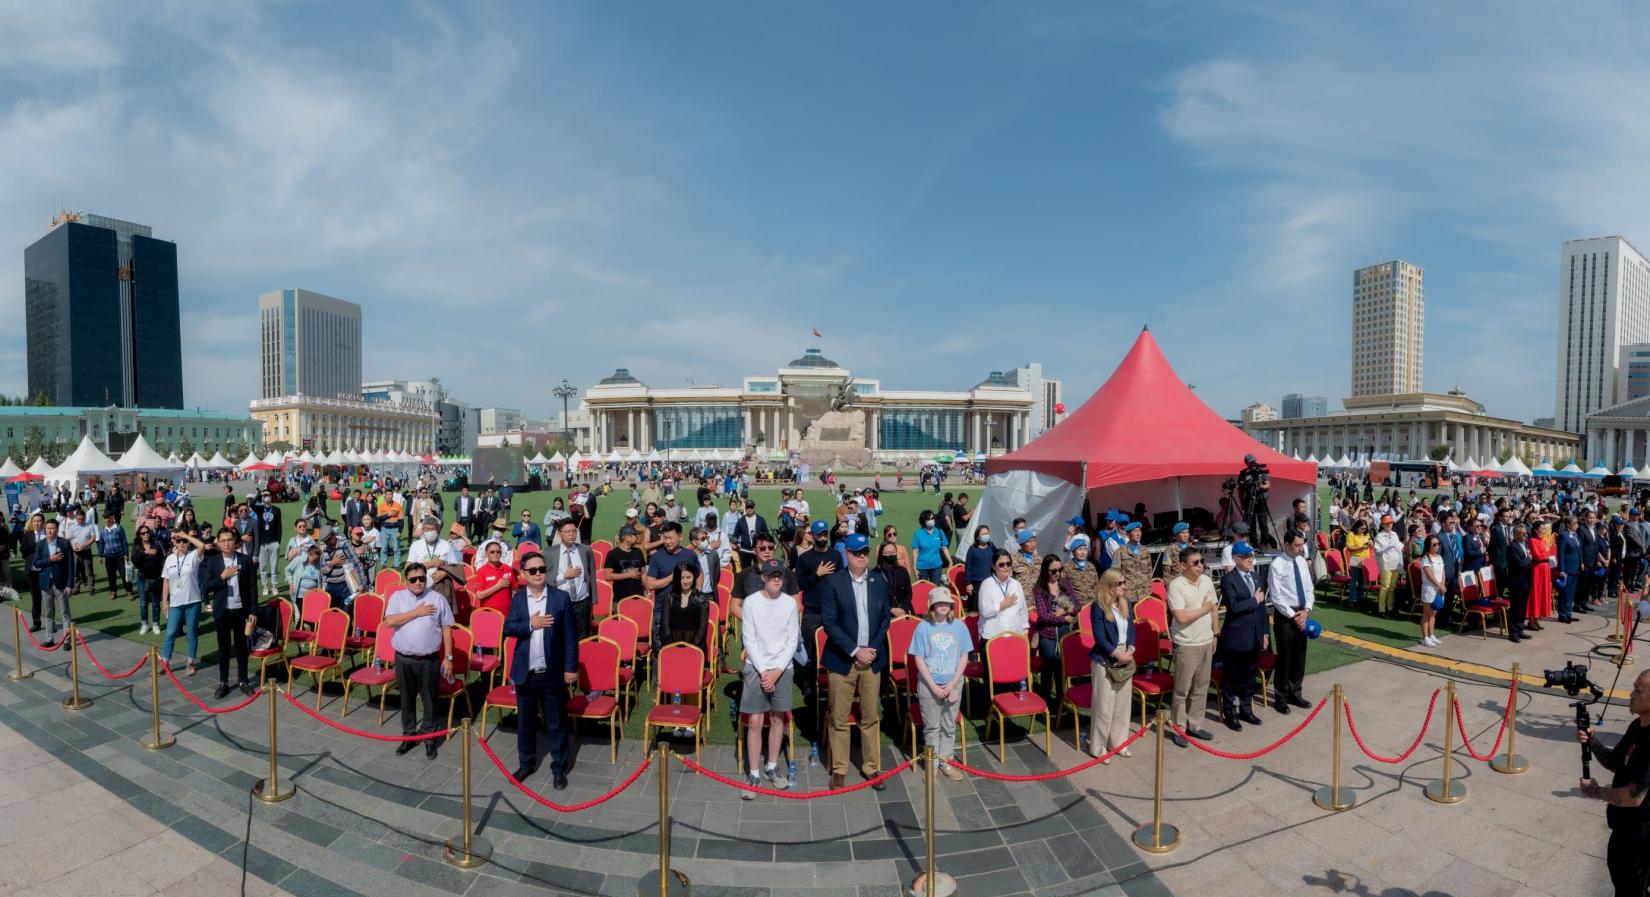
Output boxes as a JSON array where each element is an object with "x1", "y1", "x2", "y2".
[
  {"x1": 591, "y1": 539, "x2": 612, "y2": 572},
  {"x1": 593, "y1": 579, "x2": 615, "y2": 621},
  {"x1": 984, "y1": 632, "x2": 1050, "y2": 759},
  {"x1": 373, "y1": 568, "x2": 403, "y2": 597},
  {"x1": 1131, "y1": 621, "x2": 1175, "y2": 728},
  {"x1": 345, "y1": 592, "x2": 385, "y2": 665},
  {"x1": 1458, "y1": 575, "x2": 1510, "y2": 639},
  {"x1": 479, "y1": 637, "x2": 518, "y2": 740},
  {"x1": 947, "y1": 564, "x2": 968, "y2": 598},
  {"x1": 569, "y1": 636, "x2": 623, "y2": 763},
  {"x1": 1323, "y1": 550, "x2": 1351, "y2": 603},
  {"x1": 597, "y1": 615, "x2": 640, "y2": 719},
  {"x1": 286, "y1": 589, "x2": 331, "y2": 654},
  {"x1": 886, "y1": 616, "x2": 920, "y2": 723},
  {"x1": 1132, "y1": 597, "x2": 1169, "y2": 649},
  {"x1": 468, "y1": 607, "x2": 506, "y2": 689},
  {"x1": 288, "y1": 608, "x2": 349, "y2": 708},
  {"x1": 644, "y1": 643, "x2": 706, "y2": 762},
  {"x1": 618, "y1": 597, "x2": 654, "y2": 680},
  {"x1": 435, "y1": 632, "x2": 475, "y2": 730},
  {"x1": 911, "y1": 581, "x2": 935, "y2": 617},
  {"x1": 251, "y1": 599, "x2": 296, "y2": 683},
  {"x1": 904, "y1": 653, "x2": 966, "y2": 764},
  {"x1": 341, "y1": 623, "x2": 397, "y2": 724},
  {"x1": 1054, "y1": 631, "x2": 1092, "y2": 750}
]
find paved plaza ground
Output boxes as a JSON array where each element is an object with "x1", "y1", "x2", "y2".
[{"x1": 0, "y1": 585, "x2": 1627, "y2": 897}]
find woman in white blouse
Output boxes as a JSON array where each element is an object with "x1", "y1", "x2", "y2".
[{"x1": 977, "y1": 548, "x2": 1028, "y2": 640}]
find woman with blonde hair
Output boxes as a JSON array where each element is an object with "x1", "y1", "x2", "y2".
[{"x1": 1087, "y1": 568, "x2": 1136, "y2": 762}]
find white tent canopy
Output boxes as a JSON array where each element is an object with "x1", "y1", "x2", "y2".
[
  {"x1": 26, "y1": 456, "x2": 55, "y2": 477},
  {"x1": 568, "y1": 452, "x2": 584, "y2": 467},
  {"x1": 204, "y1": 451, "x2": 232, "y2": 469},
  {"x1": 1561, "y1": 461, "x2": 1585, "y2": 474},
  {"x1": 236, "y1": 453, "x2": 261, "y2": 470},
  {"x1": 262, "y1": 450, "x2": 285, "y2": 467},
  {"x1": 185, "y1": 452, "x2": 208, "y2": 469},
  {"x1": 117, "y1": 434, "x2": 186, "y2": 475},
  {"x1": 0, "y1": 458, "x2": 21, "y2": 478},
  {"x1": 528, "y1": 451, "x2": 549, "y2": 465},
  {"x1": 605, "y1": 450, "x2": 622, "y2": 464},
  {"x1": 626, "y1": 448, "x2": 644, "y2": 463},
  {"x1": 645, "y1": 450, "x2": 662, "y2": 463},
  {"x1": 51, "y1": 436, "x2": 122, "y2": 484},
  {"x1": 1586, "y1": 463, "x2": 1612, "y2": 476},
  {"x1": 548, "y1": 451, "x2": 566, "y2": 466},
  {"x1": 1618, "y1": 464, "x2": 1639, "y2": 478},
  {"x1": 1505, "y1": 456, "x2": 1533, "y2": 476}
]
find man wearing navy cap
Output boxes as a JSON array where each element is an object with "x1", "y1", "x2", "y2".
[
  {"x1": 1218, "y1": 543, "x2": 1268, "y2": 731},
  {"x1": 1221, "y1": 522, "x2": 1252, "y2": 567},
  {"x1": 819, "y1": 533, "x2": 892, "y2": 789}
]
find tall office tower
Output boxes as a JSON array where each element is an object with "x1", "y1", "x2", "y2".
[
  {"x1": 1281, "y1": 393, "x2": 1328, "y2": 419},
  {"x1": 257, "y1": 289, "x2": 363, "y2": 400},
  {"x1": 1556, "y1": 237, "x2": 1650, "y2": 432},
  {"x1": 25, "y1": 211, "x2": 183, "y2": 408},
  {"x1": 1351, "y1": 260, "x2": 1424, "y2": 397}
]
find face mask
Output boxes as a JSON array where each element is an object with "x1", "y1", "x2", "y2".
[
  {"x1": 423, "y1": 531, "x2": 438, "y2": 544},
  {"x1": 924, "y1": 521, "x2": 935, "y2": 530},
  {"x1": 814, "y1": 536, "x2": 829, "y2": 548},
  {"x1": 977, "y1": 533, "x2": 990, "y2": 544}
]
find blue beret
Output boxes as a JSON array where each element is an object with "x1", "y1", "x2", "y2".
[
  {"x1": 1124, "y1": 522, "x2": 1142, "y2": 532},
  {"x1": 1231, "y1": 542, "x2": 1255, "y2": 557},
  {"x1": 1066, "y1": 515, "x2": 1086, "y2": 527},
  {"x1": 1172, "y1": 522, "x2": 1190, "y2": 534},
  {"x1": 1068, "y1": 534, "x2": 1090, "y2": 549},
  {"x1": 1015, "y1": 529, "x2": 1036, "y2": 545}
]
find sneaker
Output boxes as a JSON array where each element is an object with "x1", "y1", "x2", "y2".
[
  {"x1": 941, "y1": 761, "x2": 963, "y2": 781},
  {"x1": 741, "y1": 772, "x2": 760, "y2": 801},
  {"x1": 763, "y1": 764, "x2": 789, "y2": 790}
]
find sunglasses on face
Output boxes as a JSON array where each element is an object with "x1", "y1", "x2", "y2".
[
  {"x1": 1189, "y1": 560, "x2": 1204, "y2": 566},
  {"x1": 522, "y1": 566, "x2": 548, "y2": 575},
  {"x1": 994, "y1": 561, "x2": 1011, "y2": 569},
  {"x1": 406, "y1": 575, "x2": 427, "y2": 583},
  {"x1": 1049, "y1": 566, "x2": 1064, "y2": 574}
]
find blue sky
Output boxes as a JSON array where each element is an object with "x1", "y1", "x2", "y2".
[{"x1": 2, "y1": 1, "x2": 1646, "y2": 422}]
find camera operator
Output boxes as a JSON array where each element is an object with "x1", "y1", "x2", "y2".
[
  {"x1": 1576, "y1": 668, "x2": 1650, "y2": 896},
  {"x1": 1237, "y1": 455, "x2": 1272, "y2": 547}
]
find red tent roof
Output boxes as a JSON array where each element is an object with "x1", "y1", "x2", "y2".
[{"x1": 987, "y1": 328, "x2": 1316, "y2": 489}]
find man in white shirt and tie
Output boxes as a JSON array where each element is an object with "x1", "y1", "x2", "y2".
[
  {"x1": 1265, "y1": 530, "x2": 1315, "y2": 712},
  {"x1": 550, "y1": 519, "x2": 594, "y2": 638}
]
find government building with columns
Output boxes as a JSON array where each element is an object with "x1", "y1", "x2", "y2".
[
  {"x1": 581, "y1": 348, "x2": 1040, "y2": 466},
  {"x1": 1583, "y1": 395, "x2": 1650, "y2": 470},
  {"x1": 1248, "y1": 391, "x2": 1579, "y2": 465}
]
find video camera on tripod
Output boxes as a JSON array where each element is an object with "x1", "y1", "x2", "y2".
[
  {"x1": 1230, "y1": 455, "x2": 1274, "y2": 547},
  {"x1": 1544, "y1": 662, "x2": 1605, "y2": 777}
]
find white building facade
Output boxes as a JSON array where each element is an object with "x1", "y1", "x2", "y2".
[
  {"x1": 258, "y1": 289, "x2": 363, "y2": 401},
  {"x1": 1352, "y1": 260, "x2": 1424, "y2": 397},
  {"x1": 1556, "y1": 236, "x2": 1650, "y2": 432}
]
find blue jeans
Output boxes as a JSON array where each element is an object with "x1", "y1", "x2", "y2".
[
  {"x1": 163, "y1": 602, "x2": 201, "y2": 663},
  {"x1": 380, "y1": 530, "x2": 401, "y2": 568},
  {"x1": 1348, "y1": 563, "x2": 1364, "y2": 605},
  {"x1": 918, "y1": 567, "x2": 943, "y2": 585},
  {"x1": 139, "y1": 578, "x2": 163, "y2": 627}
]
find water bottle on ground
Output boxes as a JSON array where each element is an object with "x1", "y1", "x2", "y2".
[
  {"x1": 788, "y1": 760, "x2": 798, "y2": 784},
  {"x1": 808, "y1": 742, "x2": 819, "y2": 767}
]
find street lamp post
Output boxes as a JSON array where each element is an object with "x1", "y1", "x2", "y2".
[{"x1": 553, "y1": 380, "x2": 577, "y2": 450}]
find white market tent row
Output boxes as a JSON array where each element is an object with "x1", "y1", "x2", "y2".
[
  {"x1": 50, "y1": 436, "x2": 122, "y2": 484},
  {"x1": 0, "y1": 458, "x2": 22, "y2": 478},
  {"x1": 548, "y1": 451, "x2": 567, "y2": 467},
  {"x1": 262, "y1": 450, "x2": 286, "y2": 467},
  {"x1": 117, "y1": 434, "x2": 186, "y2": 476},
  {"x1": 26, "y1": 456, "x2": 56, "y2": 477},
  {"x1": 1560, "y1": 461, "x2": 1585, "y2": 474},
  {"x1": 528, "y1": 452, "x2": 549, "y2": 465},
  {"x1": 185, "y1": 453, "x2": 208, "y2": 470}
]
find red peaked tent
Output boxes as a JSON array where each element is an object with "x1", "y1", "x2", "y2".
[{"x1": 989, "y1": 327, "x2": 1315, "y2": 489}]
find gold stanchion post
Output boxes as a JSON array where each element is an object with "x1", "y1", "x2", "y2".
[
  {"x1": 1607, "y1": 591, "x2": 1624, "y2": 643},
  {"x1": 139, "y1": 647, "x2": 174, "y2": 751},
  {"x1": 638, "y1": 743, "x2": 689, "y2": 897},
  {"x1": 61, "y1": 624, "x2": 92, "y2": 711},
  {"x1": 252, "y1": 681, "x2": 293, "y2": 802},
  {"x1": 1490, "y1": 664, "x2": 1528, "y2": 775},
  {"x1": 1313, "y1": 684, "x2": 1355, "y2": 811},
  {"x1": 7, "y1": 610, "x2": 32, "y2": 681},
  {"x1": 443, "y1": 720, "x2": 492, "y2": 868},
  {"x1": 1425, "y1": 680, "x2": 1466, "y2": 803},
  {"x1": 910, "y1": 745, "x2": 957, "y2": 897},
  {"x1": 1131, "y1": 710, "x2": 1180, "y2": 853}
]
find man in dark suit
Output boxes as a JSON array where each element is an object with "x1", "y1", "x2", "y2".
[
  {"x1": 502, "y1": 557, "x2": 579, "y2": 790},
  {"x1": 455, "y1": 487, "x2": 478, "y2": 539},
  {"x1": 1438, "y1": 511, "x2": 1463, "y2": 627},
  {"x1": 732, "y1": 501, "x2": 769, "y2": 572},
  {"x1": 197, "y1": 527, "x2": 260, "y2": 699},
  {"x1": 1505, "y1": 524, "x2": 1533, "y2": 642},
  {"x1": 1557, "y1": 516, "x2": 1584, "y2": 623},
  {"x1": 1217, "y1": 543, "x2": 1268, "y2": 731},
  {"x1": 819, "y1": 533, "x2": 891, "y2": 789},
  {"x1": 31, "y1": 519, "x2": 74, "y2": 646},
  {"x1": 1488, "y1": 507, "x2": 1515, "y2": 596},
  {"x1": 342, "y1": 490, "x2": 368, "y2": 531},
  {"x1": 1577, "y1": 509, "x2": 1600, "y2": 614},
  {"x1": 478, "y1": 488, "x2": 501, "y2": 536},
  {"x1": 548, "y1": 519, "x2": 595, "y2": 638}
]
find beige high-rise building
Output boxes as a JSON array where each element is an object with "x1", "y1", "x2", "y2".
[{"x1": 1351, "y1": 260, "x2": 1424, "y2": 397}]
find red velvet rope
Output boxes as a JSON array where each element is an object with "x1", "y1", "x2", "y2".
[
  {"x1": 1344, "y1": 689, "x2": 1441, "y2": 764},
  {"x1": 19, "y1": 611, "x2": 69, "y2": 652},
  {"x1": 678, "y1": 754, "x2": 916, "y2": 798},
  {"x1": 74, "y1": 632, "x2": 148, "y2": 680},
  {"x1": 159, "y1": 661, "x2": 265, "y2": 714},
  {"x1": 279, "y1": 690, "x2": 455, "y2": 742},
  {"x1": 1453, "y1": 680, "x2": 1516, "y2": 762},
  {"x1": 476, "y1": 734, "x2": 652, "y2": 812},
  {"x1": 950, "y1": 726, "x2": 1150, "y2": 782},
  {"x1": 1169, "y1": 696, "x2": 1327, "y2": 760}
]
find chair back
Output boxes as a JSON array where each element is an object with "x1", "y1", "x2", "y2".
[
  {"x1": 1363, "y1": 559, "x2": 1379, "y2": 584},
  {"x1": 276, "y1": 599, "x2": 297, "y2": 641},
  {"x1": 715, "y1": 584, "x2": 732, "y2": 626},
  {"x1": 451, "y1": 626, "x2": 474, "y2": 660},
  {"x1": 579, "y1": 636, "x2": 621, "y2": 692},
  {"x1": 1478, "y1": 566, "x2": 1497, "y2": 598},
  {"x1": 947, "y1": 564, "x2": 967, "y2": 595},
  {"x1": 462, "y1": 563, "x2": 477, "y2": 581},
  {"x1": 351, "y1": 592, "x2": 385, "y2": 636},
  {"x1": 888, "y1": 617, "x2": 919, "y2": 668},
  {"x1": 718, "y1": 567, "x2": 734, "y2": 593},
  {"x1": 655, "y1": 643, "x2": 705, "y2": 699},
  {"x1": 371, "y1": 623, "x2": 396, "y2": 666},
  {"x1": 591, "y1": 540, "x2": 612, "y2": 570},
  {"x1": 469, "y1": 606, "x2": 505, "y2": 652},
  {"x1": 300, "y1": 589, "x2": 331, "y2": 627},
  {"x1": 963, "y1": 614, "x2": 981, "y2": 653},
  {"x1": 903, "y1": 652, "x2": 922, "y2": 697},
  {"x1": 1060, "y1": 630, "x2": 1091, "y2": 680},
  {"x1": 984, "y1": 632, "x2": 1032, "y2": 686},
  {"x1": 597, "y1": 615, "x2": 639, "y2": 665},
  {"x1": 593, "y1": 579, "x2": 615, "y2": 619},
  {"x1": 314, "y1": 608, "x2": 351, "y2": 653},
  {"x1": 814, "y1": 625, "x2": 828, "y2": 669},
  {"x1": 373, "y1": 569, "x2": 402, "y2": 596},
  {"x1": 1149, "y1": 579, "x2": 1167, "y2": 601},
  {"x1": 1134, "y1": 620, "x2": 1164, "y2": 666},
  {"x1": 1133, "y1": 596, "x2": 1169, "y2": 636},
  {"x1": 1316, "y1": 531, "x2": 1330, "y2": 551},
  {"x1": 499, "y1": 636, "x2": 516, "y2": 681},
  {"x1": 1075, "y1": 602, "x2": 1096, "y2": 649},
  {"x1": 911, "y1": 581, "x2": 934, "y2": 616},
  {"x1": 1408, "y1": 560, "x2": 1423, "y2": 601},
  {"x1": 617, "y1": 597, "x2": 652, "y2": 643},
  {"x1": 1325, "y1": 549, "x2": 1345, "y2": 577}
]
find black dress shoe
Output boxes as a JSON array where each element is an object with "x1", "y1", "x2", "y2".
[
  {"x1": 1288, "y1": 696, "x2": 1312, "y2": 710},
  {"x1": 511, "y1": 764, "x2": 535, "y2": 780},
  {"x1": 1188, "y1": 728, "x2": 1214, "y2": 741},
  {"x1": 238, "y1": 681, "x2": 256, "y2": 696},
  {"x1": 395, "y1": 741, "x2": 418, "y2": 756},
  {"x1": 869, "y1": 778, "x2": 887, "y2": 792},
  {"x1": 829, "y1": 773, "x2": 846, "y2": 789},
  {"x1": 552, "y1": 773, "x2": 569, "y2": 791},
  {"x1": 1224, "y1": 717, "x2": 1243, "y2": 733},
  {"x1": 29, "y1": 624, "x2": 40, "y2": 633},
  {"x1": 425, "y1": 739, "x2": 439, "y2": 759},
  {"x1": 213, "y1": 682, "x2": 232, "y2": 700},
  {"x1": 1275, "y1": 700, "x2": 1291, "y2": 715},
  {"x1": 1168, "y1": 731, "x2": 1189, "y2": 748},
  {"x1": 1239, "y1": 711, "x2": 1263, "y2": 726}
]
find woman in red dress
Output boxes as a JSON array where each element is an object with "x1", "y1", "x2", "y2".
[{"x1": 1526, "y1": 521, "x2": 1554, "y2": 630}]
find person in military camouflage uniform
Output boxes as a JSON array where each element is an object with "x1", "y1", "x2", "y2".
[
  {"x1": 1066, "y1": 536, "x2": 1104, "y2": 610},
  {"x1": 1116, "y1": 522, "x2": 1154, "y2": 603},
  {"x1": 1011, "y1": 530, "x2": 1041, "y2": 598}
]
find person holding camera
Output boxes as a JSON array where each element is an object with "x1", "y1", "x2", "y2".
[{"x1": 1576, "y1": 669, "x2": 1650, "y2": 897}]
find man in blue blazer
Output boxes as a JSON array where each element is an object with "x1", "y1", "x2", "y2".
[
  {"x1": 502, "y1": 555, "x2": 580, "y2": 790},
  {"x1": 819, "y1": 533, "x2": 891, "y2": 789},
  {"x1": 1556, "y1": 516, "x2": 1584, "y2": 623},
  {"x1": 31, "y1": 518, "x2": 74, "y2": 646},
  {"x1": 1217, "y1": 544, "x2": 1269, "y2": 731}
]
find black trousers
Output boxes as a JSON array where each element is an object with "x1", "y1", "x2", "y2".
[
  {"x1": 570, "y1": 599, "x2": 592, "y2": 640},
  {"x1": 103, "y1": 556, "x2": 131, "y2": 595},
  {"x1": 1271, "y1": 613, "x2": 1308, "y2": 703},
  {"x1": 1505, "y1": 585, "x2": 1528, "y2": 638},
  {"x1": 395, "y1": 652, "x2": 440, "y2": 735},
  {"x1": 515, "y1": 669, "x2": 572, "y2": 775},
  {"x1": 800, "y1": 612, "x2": 824, "y2": 694},
  {"x1": 1219, "y1": 646, "x2": 1261, "y2": 717},
  {"x1": 214, "y1": 606, "x2": 250, "y2": 685},
  {"x1": 1606, "y1": 827, "x2": 1649, "y2": 897},
  {"x1": 1625, "y1": 554, "x2": 1645, "y2": 592},
  {"x1": 74, "y1": 549, "x2": 95, "y2": 591},
  {"x1": 27, "y1": 570, "x2": 41, "y2": 627}
]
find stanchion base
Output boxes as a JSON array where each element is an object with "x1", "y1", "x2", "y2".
[
  {"x1": 1131, "y1": 823, "x2": 1181, "y2": 854},
  {"x1": 61, "y1": 697, "x2": 92, "y2": 711},
  {"x1": 1593, "y1": 644, "x2": 1623, "y2": 658},
  {"x1": 5, "y1": 670, "x2": 31, "y2": 681},
  {"x1": 1424, "y1": 780, "x2": 1466, "y2": 804},
  {"x1": 1312, "y1": 786, "x2": 1357, "y2": 811},
  {"x1": 910, "y1": 871, "x2": 958, "y2": 897},
  {"x1": 442, "y1": 834, "x2": 492, "y2": 869},
  {"x1": 1490, "y1": 754, "x2": 1529, "y2": 775},
  {"x1": 252, "y1": 778, "x2": 295, "y2": 803},
  {"x1": 636, "y1": 869, "x2": 690, "y2": 897},
  {"x1": 140, "y1": 735, "x2": 175, "y2": 752},
  {"x1": 1605, "y1": 633, "x2": 1623, "y2": 643}
]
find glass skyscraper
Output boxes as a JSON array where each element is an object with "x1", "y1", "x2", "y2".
[{"x1": 24, "y1": 212, "x2": 183, "y2": 408}]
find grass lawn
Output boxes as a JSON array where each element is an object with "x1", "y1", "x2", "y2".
[{"x1": 5, "y1": 480, "x2": 1413, "y2": 751}]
